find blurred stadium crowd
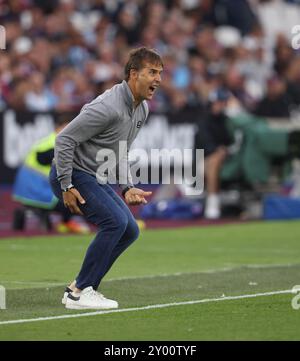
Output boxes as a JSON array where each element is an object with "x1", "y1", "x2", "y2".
[
  {"x1": 1, "y1": 0, "x2": 300, "y2": 117},
  {"x1": 2, "y1": 0, "x2": 300, "y2": 228}
]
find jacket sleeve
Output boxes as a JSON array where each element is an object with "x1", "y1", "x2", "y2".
[
  {"x1": 54, "y1": 101, "x2": 114, "y2": 189},
  {"x1": 117, "y1": 149, "x2": 134, "y2": 192}
]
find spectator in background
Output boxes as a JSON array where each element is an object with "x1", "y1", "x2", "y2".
[
  {"x1": 285, "y1": 57, "x2": 300, "y2": 107},
  {"x1": 194, "y1": 88, "x2": 233, "y2": 219},
  {"x1": 8, "y1": 79, "x2": 31, "y2": 110},
  {"x1": 89, "y1": 43, "x2": 122, "y2": 84},
  {"x1": 12, "y1": 113, "x2": 90, "y2": 234},
  {"x1": 24, "y1": 71, "x2": 56, "y2": 111},
  {"x1": 28, "y1": 37, "x2": 53, "y2": 75},
  {"x1": 224, "y1": 65, "x2": 254, "y2": 110},
  {"x1": 49, "y1": 67, "x2": 94, "y2": 112},
  {"x1": 0, "y1": 0, "x2": 300, "y2": 117},
  {"x1": 273, "y1": 34, "x2": 295, "y2": 76},
  {"x1": 116, "y1": 2, "x2": 141, "y2": 45},
  {"x1": 254, "y1": 75, "x2": 292, "y2": 117},
  {"x1": 201, "y1": 0, "x2": 259, "y2": 36}
]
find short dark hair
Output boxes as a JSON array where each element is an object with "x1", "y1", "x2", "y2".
[{"x1": 124, "y1": 47, "x2": 163, "y2": 81}]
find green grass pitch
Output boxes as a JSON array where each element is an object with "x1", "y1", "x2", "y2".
[{"x1": 0, "y1": 220, "x2": 300, "y2": 340}]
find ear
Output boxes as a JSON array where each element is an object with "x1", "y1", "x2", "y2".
[{"x1": 129, "y1": 68, "x2": 138, "y2": 80}]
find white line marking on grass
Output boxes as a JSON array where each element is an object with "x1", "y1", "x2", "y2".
[{"x1": 0, "y1": 289, "x2": 293, "y2": 326}]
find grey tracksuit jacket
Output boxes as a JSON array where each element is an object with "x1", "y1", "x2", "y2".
[{"x1": 54, "y1": 80, "x2": 149, "y2": 191}]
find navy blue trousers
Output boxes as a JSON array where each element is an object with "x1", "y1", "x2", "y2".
[{"x1": 49, "y1": 165, "x2": 139, "y2": 290}]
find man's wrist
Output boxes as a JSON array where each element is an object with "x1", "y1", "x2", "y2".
[
  {"x1": 62, "y1": 184, "x2": 75, "y2": 192},
  {"x1": 122, "y1": 185, "x2": 133, "y2": 197}
]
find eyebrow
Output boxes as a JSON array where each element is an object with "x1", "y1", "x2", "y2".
[{"x1": 149, "y1": 68, "x2": 163, "y2": 73}]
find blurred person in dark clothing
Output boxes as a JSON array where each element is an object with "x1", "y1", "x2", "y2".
[
  {"x1": 254, "y1": 76, "x2": 291, "y2": 118},
  {"x1": 194, "y1": 88, "x2": 233, "y2": 219},
  {"x1": 201, "y1": 0, "x2": 259, "y2": 36},
  {"x1": 115, "y1": 3, "x2": 141, "y2": 45},
  {"x1": 273, "y1": 35, "x2": 295, "y2": 76},
  {"x1": 285, "y1": 57, "x2": 300, "y2": 107}
]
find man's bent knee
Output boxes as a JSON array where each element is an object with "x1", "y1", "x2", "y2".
[{"x1": 127, "y1": 219, "x2": 140, "y2": 243}]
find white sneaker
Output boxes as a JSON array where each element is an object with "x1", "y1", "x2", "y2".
[
  {"x1": 62, "y1": 287, "x2": 72, "y2": 305},
  {"x1": 204, "y1": 194, "x2": 221, "y2": 219},
  {"x1": 65, "y1": 286, "x2": 119, "y2": 310}
]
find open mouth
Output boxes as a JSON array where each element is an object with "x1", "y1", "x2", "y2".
[{"x1": 148, "y1": 85, "x2": 158, "y2": 94}]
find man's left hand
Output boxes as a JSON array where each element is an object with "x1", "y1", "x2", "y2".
[{"x1": 124, "y1": 188, "x2": 152, "y2": 205}]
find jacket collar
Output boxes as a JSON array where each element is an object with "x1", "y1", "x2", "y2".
[{"x1": 121, "y1": 80, "x2": 135, "y2": 110}]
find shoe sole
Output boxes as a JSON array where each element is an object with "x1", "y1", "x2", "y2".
[
  {"x1": 65, "y1": 302, "x2": 118, "y2": 310},
  {"x1": 63, "y1": 297, "x2": 118, "y2": 309},
  {"x1": 63, "y1": 291, "x2": 118, "y2": 309}
]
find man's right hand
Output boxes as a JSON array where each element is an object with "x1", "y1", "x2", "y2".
[{"x1": 62, "y1": 188, "x2": 86, "y2": 215}]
